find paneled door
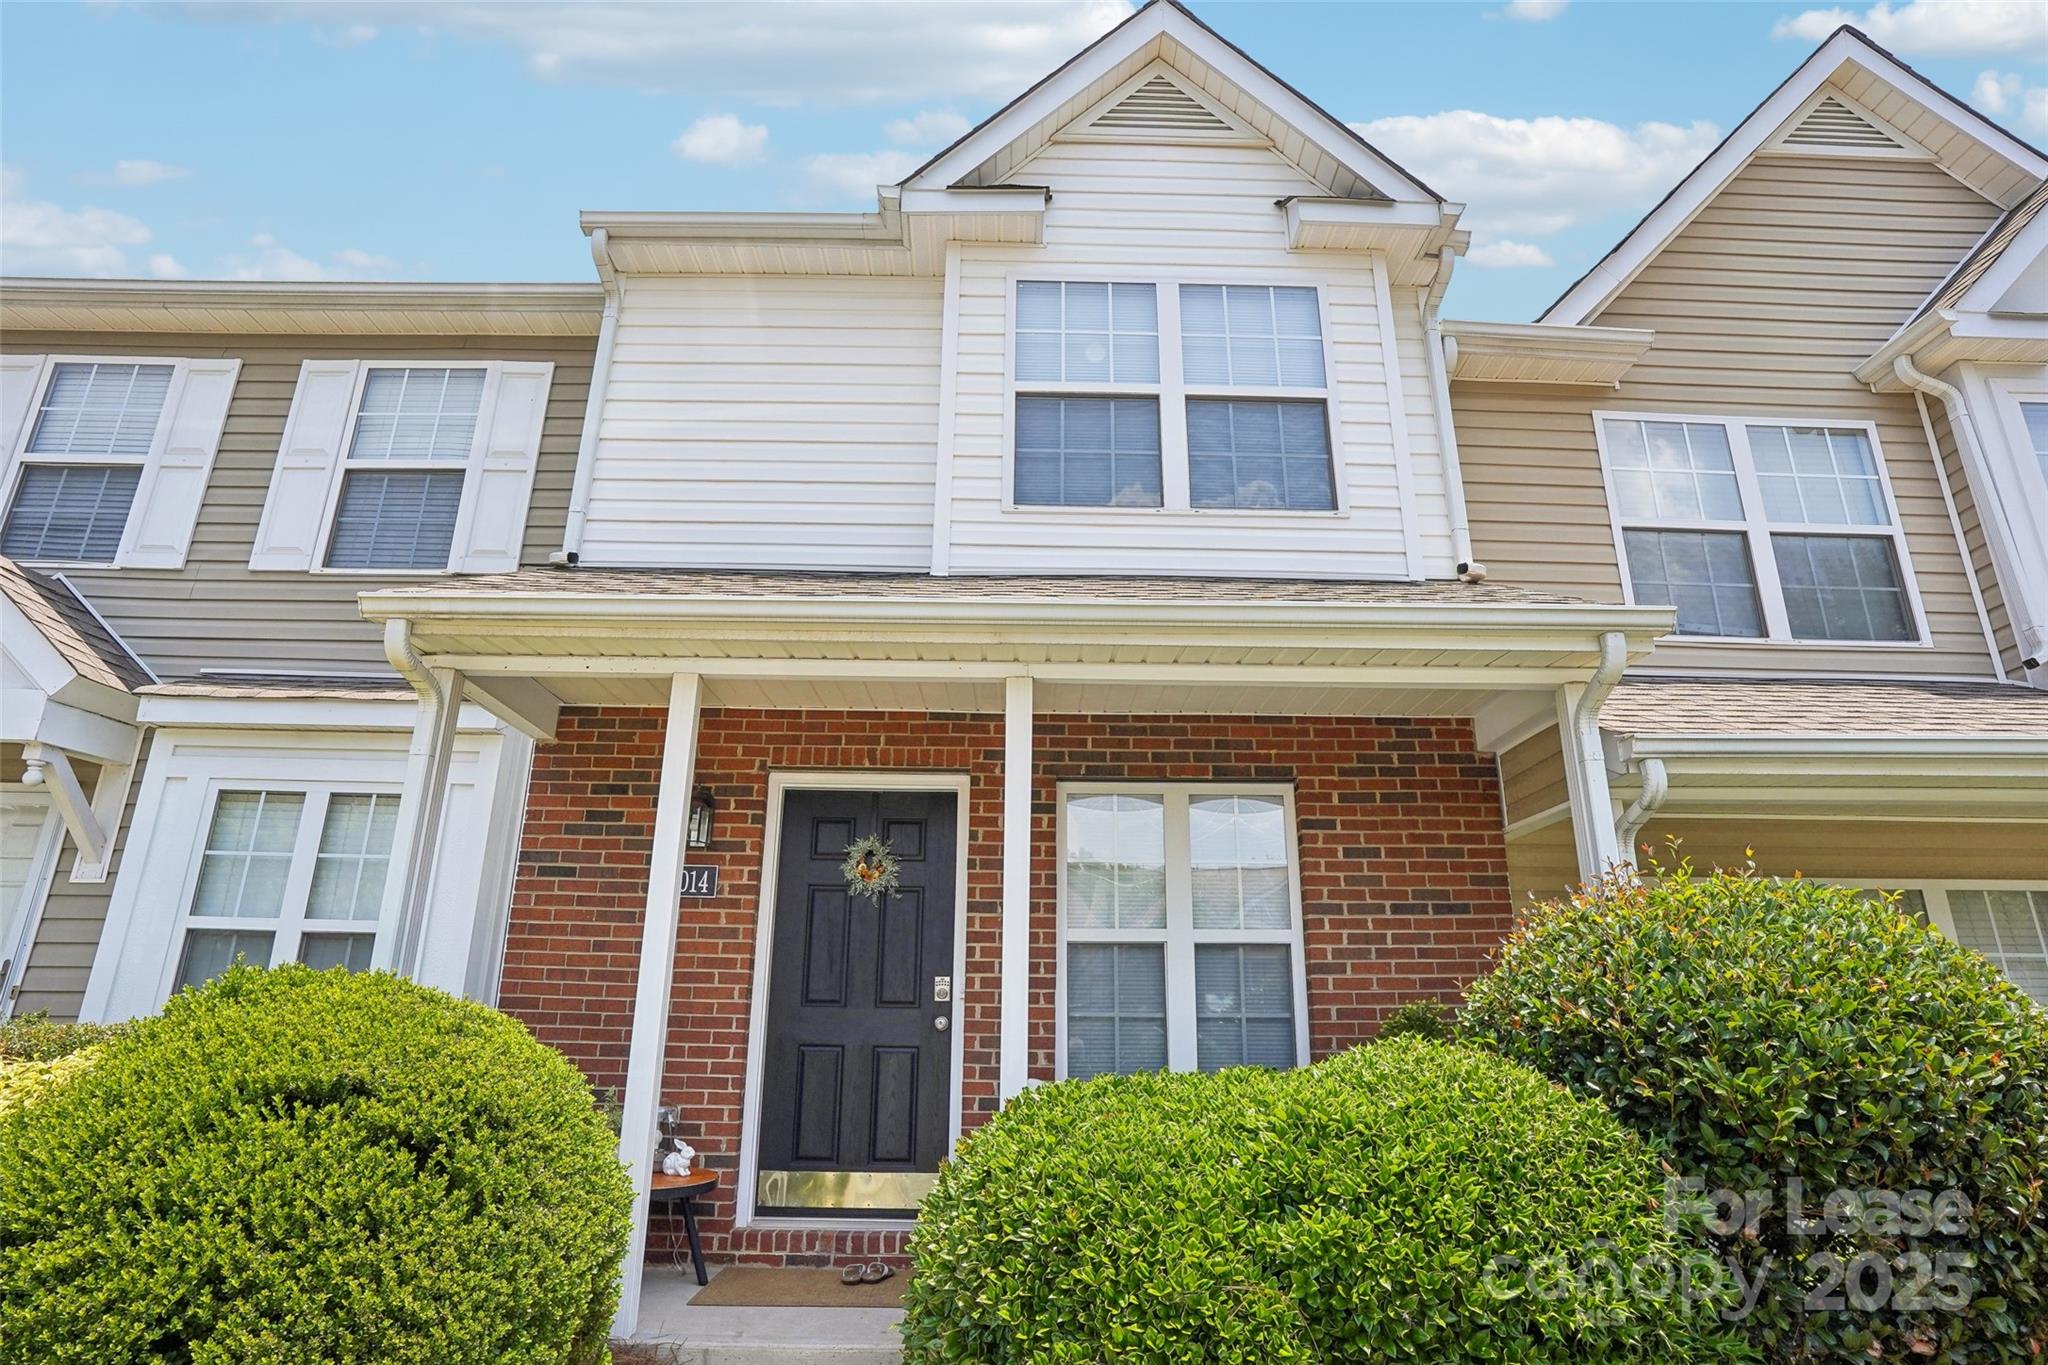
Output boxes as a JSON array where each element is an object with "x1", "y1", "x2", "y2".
[{"x1": 755, "y1": 788, "x2": 957, "y2": 1216}]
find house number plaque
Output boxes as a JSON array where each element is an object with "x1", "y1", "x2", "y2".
[{"x1": 679, "y1": 866, "x2": 719, "y2": 898}]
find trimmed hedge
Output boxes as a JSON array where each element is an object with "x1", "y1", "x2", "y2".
[
  {"x1": 0, "y1": 1012, "x2": 126, "y2": 1062},
  {"x1": 0, "y1": 965, "x2": 632, "y2": 1365},
  {"x1": 1464, "y1": 866, "x2": 2048, "y2": 1363},
  {"x1": 901, "y1": 1039, "x2": 1747, "y2": 1363}
]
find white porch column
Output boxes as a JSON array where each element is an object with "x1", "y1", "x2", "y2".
[
  {"x1": 612, "y1": 672, "x2": 702, "y2": 1339},
  {"x1": 379, "y1": 665, "x2": 464, "y2": 977},
  {"x1": 1557, "y1": 682, "x2": 1623, "y2": 882},
  {"x1": 999, "y1": 675, "x2": 1033, "y2": 1101}
]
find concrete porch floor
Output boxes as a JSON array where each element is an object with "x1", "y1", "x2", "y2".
[{"x1": 623, "y1": 1265, "x2": 905, "y2": 1365}]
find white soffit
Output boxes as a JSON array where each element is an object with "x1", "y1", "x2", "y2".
[
  {"x1": 1443, "y1": 319, "x2": 1656, "y2": 387},
  {"x1": 0, "y1": 279, "x2": 604, "y2": 337},
  {"x1": 1541, "y1": 27, "x2": 2048, "y2": 326}
]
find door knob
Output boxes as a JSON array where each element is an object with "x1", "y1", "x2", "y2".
[{"x1": 933, "y1": 1015, "x2": 950, "y2": 1031}]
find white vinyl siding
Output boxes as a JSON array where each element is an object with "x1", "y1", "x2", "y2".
[
  {"x1": 578, "y1": 275, "x2": 942, "y2": 571},
  {"x1": 945, "y1": 136, "x2": 1455, "y2": 578},
  {"x1": 1058, "y1": 784, "x2": 1308, "y2": 1080},
  {"x1": 1597, "y1": 411, "x2": 1926, "y2": 646},
  {"x1": 0, "y1": 356, "x2": 239, "y2": 569}
]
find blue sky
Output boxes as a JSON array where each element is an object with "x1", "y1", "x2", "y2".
[{"x1": 3, "y1": 0, "x2": 2044, "y2": 320}]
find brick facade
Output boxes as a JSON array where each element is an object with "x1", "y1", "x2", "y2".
[{"x1": 498, "y1": 707, "x2": 1510, "y2": 1268}]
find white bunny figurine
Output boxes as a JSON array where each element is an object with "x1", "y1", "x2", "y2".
[{"x1": 660, "y1": 1141, "x2": 697, "y2": 1176}]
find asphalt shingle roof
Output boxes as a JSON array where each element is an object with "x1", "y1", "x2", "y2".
[
  {"x1": 1602, "y1": 675, "x2": 2048, "y2": 738},
  {"x1": 0, "y1": 555, "x2": 154, "y2": 692}
]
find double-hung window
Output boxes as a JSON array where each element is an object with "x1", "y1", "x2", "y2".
[
  {"x1": 171, "y1": 786, "x2": 399, "y2": 995},
  {"x1": 328, "y1": 367, "x2": 485, "y2": 569},
  {"x1": 1010, "y1": 279, "x2": 1336, "y2": 512},
  {"x1": 2, "y1": 361, "x2": 170, "y2": 563},
  {"x1": 1597, "y1": 413, "x2": 1921, "y2": 644},
  {"x1": 1059, "y1": 785, "x2": 1308, "y2": 1079}
]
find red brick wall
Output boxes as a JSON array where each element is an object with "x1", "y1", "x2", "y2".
[{"x1": 499, "y1": 707, "x2": 1510, "y2": 1268}]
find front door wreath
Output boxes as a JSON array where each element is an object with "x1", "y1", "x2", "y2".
[{"x1": 841, "y1": 835, "x2": 901, "y2": 900}]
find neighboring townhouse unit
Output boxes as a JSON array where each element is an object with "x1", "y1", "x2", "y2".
[
  {"x1": 1450, "y1": 28, "x2": 2048, "y2": 960},
  {"x1": 0, "y1": 282, "x2": 601, "y2": 1018},
  {"x1": 3, "y1": 1, "x2": 2042, "y2": 1341}
]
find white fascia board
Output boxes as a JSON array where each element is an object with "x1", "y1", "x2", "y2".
[
  {"x1": 0, "y1": 598, "x2": 81, "y2": 700},
  {"x1": 1283, "y1": 198, "x2": 1443, "y2": 244},
  {"x1": 1542, "y1": 30, "x2": 2048, "y2": 326},
  {"x1": 134, "y1": 693, "x2": 505, "y2": 734},
  {"x1": 1960, "y1": 211, "x2": 2048, "y2": 316},
  {"x1": 898, "y1": 187, "x2": 1049, "y2": 216},
  {"x1": 0, "y1": 690, "x2": 138, "y2": 763},
  {"x1": 903, "y1": 2, "x2": 1437, "y2": 205},
  {"x1": 1616, "y1": 731, "x2": 2048, "y2": 764},
  {"x1": 577, "y1": 209, "x2": 902, "y2": 243}
]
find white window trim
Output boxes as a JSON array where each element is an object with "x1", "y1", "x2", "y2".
[
  {"x1": 1002, "y1": 270, "x2": 1348, "y2": 518},
  {"x1": 157, "y1": 778, "x2": 400, "y2": 1003},
  {"x1": 1054, "y1": 781, "x2": 1311, "y2": 1080},
  {"x1": 2, "y1": 354, "x2": 181, "y2": 569},
  {"x1": 310, "y1": 359, "x2": 508, "y2": 576},
  {"x1": 1983, "y1": 374, "x2": 2048, "y2": 523},
  {"x1": 1593, "y1": 408, "x2": 1933, "y2": 649},
  {"x1": 0, "y1": 790, "x2": 66, "y2": 1018}
]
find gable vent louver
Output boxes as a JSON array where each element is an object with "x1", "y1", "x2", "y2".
[
  {"x1": 1090, "y1": 75, "x2": 1239, "y2": 138},
  {"x1": 1780, "y1": 95, "x2": 1906, "y2": 151}
]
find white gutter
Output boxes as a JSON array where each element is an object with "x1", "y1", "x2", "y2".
[
  {"x1": 558, "y1": 229, "x2": 623, "y2": 564},
  {"x1": 1615, "y1": 756, "x2": 1668, "y2": 854},
  {"x1": 1422, "y1": 250, "x2": 1484, "y2": 581},
  {"x1": 1893, "y1": 356, "x2": 2047, "y2": 669}
]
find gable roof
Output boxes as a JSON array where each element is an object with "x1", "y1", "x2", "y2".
[
  {"x1": 899, "y1": 0, "x2": 1441, "y2": 206},
  {"x1": 1541, "y1": 25, "x2": 2048, "y2": 326},
  {"x1": 1916, "y1": 178, "x2": 2048, "y2": 322},
  {"x1": 0, "y1": 555, "x2": 154, "y2": 694}
]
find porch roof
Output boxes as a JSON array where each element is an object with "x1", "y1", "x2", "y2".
[
  {"x1": 1603, "y1": 675, "x2": 2048, "y2": 740},
  {"x1": 0, "y1": 556, "x2": 154, "y2": 694}
]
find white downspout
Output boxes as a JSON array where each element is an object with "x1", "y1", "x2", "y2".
[
  {"x1": 1893, "y1": 356, "x2": 2046, "y2": 672},
  {"x1": 557, "y1": 227, "x2": 622, "y2": 565},
  {"x1": 1615, "y1": 756, "x2": 1668, "y2": 859},
  {"x1": 1561, "y1": 630, "x2": 1628, "y2": 878},
  {"x1": 1422, "y1": 250, "x2": 1485, "y2": 581}
]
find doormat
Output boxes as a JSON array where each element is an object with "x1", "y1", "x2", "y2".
[{"x1": 689, "y1": 1267, "x2": 908, "y2": 1309}]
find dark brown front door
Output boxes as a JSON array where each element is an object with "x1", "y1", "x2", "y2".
[{"x1": 755, "y1": 788, "x2": 956, "y2": 1217}]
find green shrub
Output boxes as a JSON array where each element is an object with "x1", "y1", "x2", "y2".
[
  {"x1": 1464, "y1": 865, "x2": 2048, "y2": 1363},
  {"x1": 902, "y1": 1039, "x2": 1747, "y2": 1363},
  {"x1": 1376, "y1": 999, "x2": 1454, "y2": 1042},
  {"x1": 0, "y1": 964, "x2": 632, "y2": 1365},
  {"x1": 0, "y1": 1012, "x2": 126, "y2": 1062},
  {"x1": 0, "y1": 1049, "x2": 102, "y2": 1114}
]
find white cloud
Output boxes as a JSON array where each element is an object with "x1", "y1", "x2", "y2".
[
  {"x1": 1494, "y1": 0, "x2": 1568, "y2": 20},
  {"x1": 886, "y1": 109, "x2": 973, "y2": 147},
  {"x1": 1352, "y1": 110, "x2": 1721, "y2": 239},
  {"x1": 1467, "y1": 240, "x2": 1556, "y2": 268},
  {"x1": 171, "y1": 2, "x2": 1134, "y2": 104},
  {"x1": 1771, "y1": 1, "x2": 2048, "y2": 57},
  {"x1": 1972, "y1": 70, "x2": 2048, "y2": 137},
  {"x1": 673, "y1": 114, "x2": 770, "y2": 166},
  {"x1": 222, "y1": 233, "x2": 401, "y2": 281},
  {"x1": 0, "y1": 167, "x2": 156, "y2": 275},
  {"x1": 148, "y1": 253, "x2": 190, "y2": 280},
  {"x1": 800, "y1": 150, "x2": 922, "y2": 204},
  {"x1": 74, "y1": 159, "x2": 192, "y2": 187}
]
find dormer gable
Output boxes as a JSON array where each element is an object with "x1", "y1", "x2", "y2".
[{"x1": 1059, "y1": 65, "x2": 1266, "y2": 148}]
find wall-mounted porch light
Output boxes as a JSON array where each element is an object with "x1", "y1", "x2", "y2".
[{"x1": 687, "y1": 786, "x2": 716, "y2": 849}]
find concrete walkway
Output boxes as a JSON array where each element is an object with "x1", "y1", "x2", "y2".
[{"x1": 626, "y1": 1266, "x2": 904, "y2": 1365}]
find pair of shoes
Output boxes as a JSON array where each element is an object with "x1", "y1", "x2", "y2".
[{"x1": 839, "y1": 1261, "x2": 894, "y2": 1285}]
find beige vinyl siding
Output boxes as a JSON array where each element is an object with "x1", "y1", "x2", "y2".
[
  {"x1": 578, "y1": 275, "x2": 943, "y2": 571},
  {"x1": 1498, "y1": 726, "x2": 1567, "y2": 826},
  {"x1": 945, "y1": 138, "x2": 1457, "y2": 579},
  {"x1": 1508, "y1": 815, "x2": 2048, "y2": 906},
  {"x1": 5, "y1": 739, "x2": 142, "y2": 1020},
  {"x1": 1, "y1": 332, "x2": 593, "y2": 678},
  {"x1": 1461, "y1": 154, "x2": 2004, "y2": 675}
]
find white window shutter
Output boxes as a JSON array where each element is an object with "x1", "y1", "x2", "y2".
[
  {"x1": 0, "y1": 354, "x2": 49, "y2": 477},
  {"x1": 249, "y1": 360, "x2": 361, "y2": 571},
  {"x1": 450, "y1": 361, "x2": 552, "y2": 573},
  {"x1": 118, "y1": 358, "x2": 241, "y2": 569}
]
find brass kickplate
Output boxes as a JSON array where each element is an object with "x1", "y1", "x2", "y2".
[{"x1": 755, "y1": 1169, "x2": 939, "y2": 1211}]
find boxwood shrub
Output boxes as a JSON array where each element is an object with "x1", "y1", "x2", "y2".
[
  {"x1": 1464, "y1": 865, "x2": 2048, "y2": 1363},
  {"x1": 0, "y1": 964, "x2": 632, "y2": 1365},
  {"x1": 902, "y1": 1039, "x2": 1747, "y2": 1363}
]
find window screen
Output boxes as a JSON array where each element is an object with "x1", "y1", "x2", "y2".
[
  {"x1": 1186, "y1": 399, "x2": 1334, "y2": 510},
  {"x1": 1013, "y1": 396, "x2": 1161, "y2": 508},
  {"x1": 0, "y1": 464, "x2": 142, "y2": 562},
  {"x1": 1194, "y1": 944, "x2": 1297, "y2": 1071},
  {"x1": 326, "y1": 470, "x2": 465, "y2": 569},
  {"x1": 1771, "y1": 535, "x2": 1912, "y2": 642},
  {"x1": 1066, "y1": 943, "x2": 1168, "y2": 1079},
  {"x1": 348, "y1": 367, "x2": 486, "y2": 461},
  {"x1": 1622, "y1": 529, "x2": 1764, "y2": 638},
  {"x1": 27, "y1": 362, "x2": 173, "y2": 457}
]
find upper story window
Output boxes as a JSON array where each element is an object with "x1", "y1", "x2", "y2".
[
  {"x1": 1011, "y1": 279, "x2": 1336, "y2": 515},
  {"x1": 248, "y1": 358, "x2": 553, "y2": 576},
  {"x1": 1596, "y1": 412, "x2": 1923, "y2": 645},
  {"x1": 0, "y1": 356, "x2": 239, "y2": 570}
]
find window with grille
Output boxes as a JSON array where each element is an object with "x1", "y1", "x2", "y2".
[
  {"x1": 172, "y1": 787, "x2": 399, "y2": 995},
  {"x1": 1060, "y1": 786, "x2": 1305, "y2": 1079},
  {"x1": 324, "y1": 367, "x2": 485, "y2": 569},
  {"x1": 1598, "y1": 413, "x2": 1920, "y2": 643},
  {"x1": 1, "y1": 361, "x2": 172, "y2": 562}
]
